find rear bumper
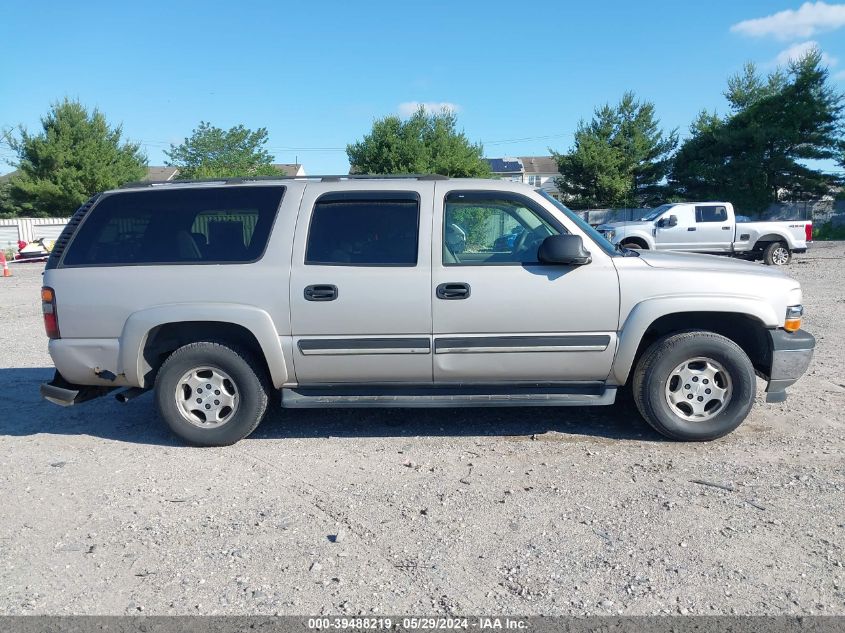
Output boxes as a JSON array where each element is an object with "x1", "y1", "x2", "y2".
[
  {"x1": 47, "y1": 338, "x2": 126, "y2": 386},
  {"x1": 40, "y1": 371, "x2": 114, "y2": 406},
  {"x1": 765, "y1": 328, "x2": 815, "y2": 402}
]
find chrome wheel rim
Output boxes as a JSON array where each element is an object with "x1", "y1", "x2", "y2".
[
  {"x1": 772, "y1": 246, "x2": 789, "y2": 265},
  {"x1": 175, "y1": 366, "x2": 239, "y2": 428},
  {"x1": 664, "y1": 357, "x2": 732, "y2": 422}
]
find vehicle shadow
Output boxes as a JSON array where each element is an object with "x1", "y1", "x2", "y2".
[{"x1": 0, "y1": 368, "x2": 664, "y2": 446}]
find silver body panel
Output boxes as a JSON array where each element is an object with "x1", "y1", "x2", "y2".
[
  {"x1": 430, "y1": 181, "x2": 620, "y2": 383},
  {"x1": 287, "y1": 181, "x2": 435, "y2": 384}
]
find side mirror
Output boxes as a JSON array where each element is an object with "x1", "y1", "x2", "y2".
[
  {"x1": 667, "y1": 214, "x2": 678, "y2": 227},
  {"x1": 537, "y1": 234, "x2": 592, "y2": 266}
]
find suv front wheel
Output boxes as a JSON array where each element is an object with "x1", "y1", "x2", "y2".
[
  {"x1": 154, "y1": 341, "x2": 271, "y2": 446},
  {"x1": 632, "y1": 331, "x2": 756, "y2": 441}
]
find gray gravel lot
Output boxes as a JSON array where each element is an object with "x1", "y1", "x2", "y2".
[{"x1": 0, "y1": 245, "x2": 843, "y2": 616}]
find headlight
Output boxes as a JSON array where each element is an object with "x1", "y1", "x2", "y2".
[
  {"x1": 784, "y1": 305, "x2": 803, "y2": 332},
  {"x1": 604, "y1": 230, "x2": 615, "y2": 241}
]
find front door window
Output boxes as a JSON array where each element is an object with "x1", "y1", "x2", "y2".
[{"x1": 442, "y1": 192, "x2": 559, "y2": 266}]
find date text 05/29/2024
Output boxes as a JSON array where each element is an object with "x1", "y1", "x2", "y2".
[{"x1": 306, "y1": 617, "x2": 528, "y2": 630}]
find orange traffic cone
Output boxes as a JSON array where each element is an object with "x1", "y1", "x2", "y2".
[{"x1": 1, "y1": 251, "x2": 11, "y2": 277}]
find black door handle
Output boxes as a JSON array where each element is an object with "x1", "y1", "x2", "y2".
[
  {"x1": 722, "y1": 226, "x2": 731, "y2": 230},
  {"x1": 436, "y1": 282, "x2": 471, "y2": 300},
  {"x1": 687, "y1": 227, "x2": 696, "y2": 231},
  {"x1": 304, "y1": 284, "x2": 338, "y2": 301}
]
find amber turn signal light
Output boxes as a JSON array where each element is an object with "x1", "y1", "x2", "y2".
[{"x1": 784, "y1": 305, "x2": 803, "y2": 332}]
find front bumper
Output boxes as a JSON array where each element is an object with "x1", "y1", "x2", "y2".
[
  {"x1": 765, "y1": 328, "x2": 815, "y2": 402},
  {"x1": 40, "y1": 371, "x2": 114, "y2": 407}
]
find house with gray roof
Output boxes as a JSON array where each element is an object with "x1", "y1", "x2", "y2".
[{"x1": 484, "y1": 156, "x2": 559, "y2": 194}]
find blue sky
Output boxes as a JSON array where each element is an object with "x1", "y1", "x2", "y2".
[{"x1": 2, "y1": 0, "x2": 844, "y2": 176}]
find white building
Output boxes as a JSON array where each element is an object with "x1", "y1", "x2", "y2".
[{"x1": 485, "y1": 156, "x2": 560, "y2": 194}]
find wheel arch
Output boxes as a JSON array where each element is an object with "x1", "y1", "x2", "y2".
[
  {"x1": 754, "y1": 233, "x2": 790, "y2": 249},
  {"x1": 119, "y1": 304, "x2": 289, "y2": 388},
  {"x1": 620, "y1": 235, "x2": 650, "y2": 249},
  {"x1": 610, "y1": 298, "x2": 778, "y2": 386}
]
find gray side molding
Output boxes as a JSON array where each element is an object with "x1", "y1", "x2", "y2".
[
  {"x1": 298, "y1": 338, "x2": 431, "y2": 355},
  {"x1": 435, "y1": 334, "x2": 610, "y2": 354}
]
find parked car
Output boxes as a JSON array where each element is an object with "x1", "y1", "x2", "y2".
[
  {"x1": 596, "y1": 202, "x2": 811, "y2": 265},
  {"x1": 40, "y1": 177, "x2": 814, "y2": 445}
]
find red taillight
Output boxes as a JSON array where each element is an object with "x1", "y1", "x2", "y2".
[
  {"x1": 41, "y1": 286, "x2": 60, "y2": 339},
  {"x1": 805, "y1": 223, "x2": 813, "y2": 242}
]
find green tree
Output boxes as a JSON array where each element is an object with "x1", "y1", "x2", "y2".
[
  {"x1": 552, "y1": 92, "x2": 678, "y2": 209},
  {"x1": 0, "y1": 181, "x2": 15, "y2": 219},
  {"x1": 670, "y1": 50, "x2": 845, "y2": 213},
  {"x1": 3, "y1": 99, "x2": 147, "y2": 217},
  {"x1": 346, "y1": 107, "x2": 491, "y2": 177},
  {"x1": 724, "y1": 62, "x2": 786, "y2": 112},
  {"x1": 166, "y1": 122, "x2": 283, "y2": 179}
]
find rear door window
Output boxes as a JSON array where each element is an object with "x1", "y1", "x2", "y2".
[
  {"x1": 61, "y1": 186, "x2": 284, "y2": 266},
  {"x1": 695, "y1": 205, "x2": 728, "y2": 223},
  {"x1": 305, "y1": 192, "x2": 420, "y2": 266}
]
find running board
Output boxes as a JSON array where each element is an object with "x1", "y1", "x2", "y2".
[{"x1": 281, "y1": 384, "x2": 617, "y2": 408}]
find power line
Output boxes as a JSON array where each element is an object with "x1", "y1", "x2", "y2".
[{"x1": 483, "y1": 132, "x2": 572, "y2": 146}]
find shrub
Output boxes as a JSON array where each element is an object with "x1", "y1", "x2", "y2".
[{"x1": 813, "y1": 221, "x2": 845, "y2": 240}]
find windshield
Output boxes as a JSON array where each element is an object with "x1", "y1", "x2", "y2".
[
  {"x1": 537, "y1": 190, "x2": 617, "y2": 257},
  {"x1": 641, "y1": 204, "x2": 673, "y2": 221}
]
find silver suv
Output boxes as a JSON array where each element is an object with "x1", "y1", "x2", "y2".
[{"x1": 40, "y1": 176, "x2": 815, "y2": 445}]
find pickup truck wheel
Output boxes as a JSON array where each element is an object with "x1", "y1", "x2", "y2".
[
  {"x1": 763, "y1": 242, "x2": 791, "y2": 266},
  {"x1": 621, "y1": 241, "x2": 643, "y2": 250},
  {"x1": 154, "y1": 341, "x2": 270, "y2": 446},
  {"x1": 632, "y1": 331, "x2": 755, "y2": 441}
]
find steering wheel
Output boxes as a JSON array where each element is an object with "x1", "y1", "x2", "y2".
[{"x1": 511, "y1": 227, "x2": 542, "y2": 259}]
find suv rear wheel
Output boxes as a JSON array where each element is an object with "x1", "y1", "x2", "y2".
[
  {"x1": 154, "y1": 341, "x2": 271, "y2": 446},
  {"x1": 632, "y1": 331, "x2": 756, "y2": 441}
]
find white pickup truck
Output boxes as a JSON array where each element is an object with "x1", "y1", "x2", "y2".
[{"x1": 596, "y1": 202, "x2": 812, "y2": 265}]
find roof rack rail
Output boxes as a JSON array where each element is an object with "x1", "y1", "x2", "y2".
[{"x1": 119, "y1": 174, "x2": 450, "y2": 189}]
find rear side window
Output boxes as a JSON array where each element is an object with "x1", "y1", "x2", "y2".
[
  {"x1": 61, "y1": 186, "x2": 284, "y2": 266},
  {"x1": 305, "y1": 192, "x2": 419, "y2": 266},
  {"x1": 695, "y1": 205, "x2": 728, "y2": 223}
]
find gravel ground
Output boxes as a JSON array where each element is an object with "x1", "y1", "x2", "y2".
[{"x1": 0, "y1": 244, "x2": 843, "y2": 616}]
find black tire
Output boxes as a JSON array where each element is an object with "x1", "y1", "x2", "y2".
[
  {"x1": 763, "y1": 241, "x2": 792, "y2": 266},
  {"x1": 154, "y1": 341, "x2": 271, "y2": 446},
  {"x1": 632, "y1": 331, "x2": 756, "y2": 441}
]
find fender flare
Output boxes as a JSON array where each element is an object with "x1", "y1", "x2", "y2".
[
  {"x1": 609, "y1": 295, "x2": 779, "y2": 385},
  {"x1": 754, "y1": 232, "x2": 793, "y2": 249},
  {"x1": 616, "y1": 230, "x2": 654, "y2": 249},
  {"x1": 119, "y1": 303, "x2": 288, "y2": 388}
]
